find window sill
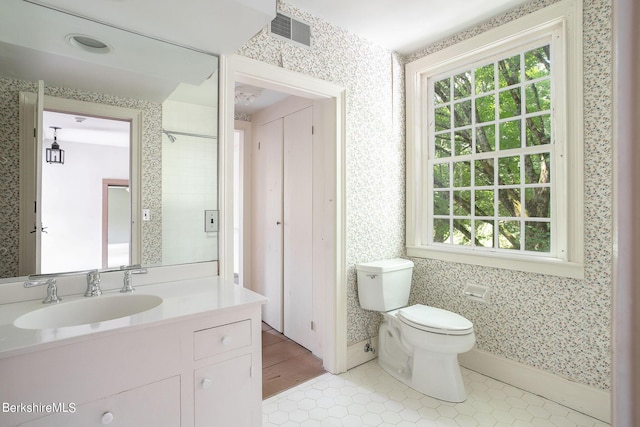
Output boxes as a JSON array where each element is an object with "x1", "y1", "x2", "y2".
[{"x1": 406, "y1": 246, "x2": 584, "y2": 279}]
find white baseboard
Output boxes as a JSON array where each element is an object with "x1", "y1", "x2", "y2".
[
  {"x1": 346, "y1": 338, "x2": 610, "y2": 423},
  {"x1": 459, "y1": 348, "x2": 611, "y2": 423},
  {"x1": 347, "y1": 336, "x2": 379, "y2": 370}
]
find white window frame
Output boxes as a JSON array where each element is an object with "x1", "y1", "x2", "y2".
[{"x1": 406, "y1": 0, "x2": 583, "y2": 279}]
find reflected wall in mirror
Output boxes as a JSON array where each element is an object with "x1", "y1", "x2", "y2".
[
  {"x1": 162, "y1": 79, "x2": 219, "y2": 266},
  {"x1": 0, "y1": 0, "x2": 221, "y2": 282},
  {"x1": 104, "y1": 180, "x2": 131, "y2": 269},
  {"x1": 0, "y1": 73, "x2": 219, "y2": 280},
  {"x1": 40, "y1": 110, "x2": 131, "y2": 274}
]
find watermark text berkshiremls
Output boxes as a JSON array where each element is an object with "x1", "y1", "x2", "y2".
[{"x1": 3, "y1": 402, "x2": 76, "y2": 414}]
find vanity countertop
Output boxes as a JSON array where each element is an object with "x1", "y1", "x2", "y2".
[{"x1": 0, "y1": 276, "x2": 267, "y2": 358}]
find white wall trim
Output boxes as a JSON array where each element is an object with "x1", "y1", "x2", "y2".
[
  {"x1": 405, "y1": 0, "x2": 584, "y2": 278},
  {"x1": 347, "y1": 338, "x2": 610, "y2": 422},
  {"x1": 234, "y1": 120, "x2": 252, "y2": 289},
  {"x1": 346, "y1": 337, "x2": 379, "y2": 370},
  {"x1": 219, "y1": 54, "x2": 348, "y2": 374},
  {"x1": 612, "y1": 0, "x2": 640, "y2": 424},
  {"x1": 459, "y1": 348, "x2": 611, "y2": 423}
]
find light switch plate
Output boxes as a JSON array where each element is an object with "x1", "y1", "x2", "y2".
[
  {"x1": 142, "y1": 209, "x2": 151, "y2": 221},
  {"x1": 204, "y1": 210, "x2": 218, "y2": 232}
]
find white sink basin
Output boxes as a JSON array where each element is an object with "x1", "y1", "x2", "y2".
[{"x1": 14, "y1": 294, "x2": 163, "y2": 329}]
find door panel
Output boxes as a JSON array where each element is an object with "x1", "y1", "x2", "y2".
[
  {"x1": 18, "y1": 91, "x2": 38, "y2": 276},
  {"x1": 256, "y1": 119, "x2": 284, "y2": 332},
  {"x1": 194, "y1": 355, "x2": 253, "y2": 427},
  {"x1": 283, "y1": 106, "x2": 314, "y2": 351}
]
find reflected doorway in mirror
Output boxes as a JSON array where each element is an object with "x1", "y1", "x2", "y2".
[
  {"x1": 102, "y1": 179, "x2": 131, "y2": 269},
  {"x1": 18, "y1": 93, "x2": 141, "y2": 277}
]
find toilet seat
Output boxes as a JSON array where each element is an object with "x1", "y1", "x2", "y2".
[{"x1": 397, "y1": 304, "x2": 473, "y2": 335}]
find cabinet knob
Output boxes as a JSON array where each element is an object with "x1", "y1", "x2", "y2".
[
  {"x1": 201, "y1": 378, "x2": 212, "y2": 389},
  {"x1": 221, "y1": 335, "x2": 232, "y2": 345},
  {"x1": 101, "y1": 411, "x2": 114, "y2": 425}
]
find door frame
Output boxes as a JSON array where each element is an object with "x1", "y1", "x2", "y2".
[
  {"x1": 219, "y1": 54, "x2": 347, "y2": 374},
  {"x1": 102, "y1": 178, "x2": 130, "y2": 268},
  {"x1": 19, "y1": 93, "x2": 143, "y2": 275},
  {"x1": 233, "y1": 122, "x2": 252, "y2": 288}
]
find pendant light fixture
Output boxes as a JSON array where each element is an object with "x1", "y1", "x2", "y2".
[{"x1": 46, "y1": 126, "x2": 65, "y2": 164}]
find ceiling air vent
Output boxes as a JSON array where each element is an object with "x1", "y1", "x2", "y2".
[{"x1": 269, "y1": 12, "x2": 311, "y2": 48}]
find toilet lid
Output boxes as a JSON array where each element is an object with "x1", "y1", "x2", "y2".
[{"x1": 397, "y1": 304, "x2": 473, "y2": 335}]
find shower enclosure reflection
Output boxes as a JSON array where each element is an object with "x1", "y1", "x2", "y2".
[{"x1": 161, "y1": 80, "x2": 219, "y2": 265}]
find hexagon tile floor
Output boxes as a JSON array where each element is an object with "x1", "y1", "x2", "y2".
[{"x1": 262, "y1": 360, "x2": 610, "y2": 427}]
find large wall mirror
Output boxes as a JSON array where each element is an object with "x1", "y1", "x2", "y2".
[{"x1": 0, "y1": 1, "x2": 220, "y2": 281}]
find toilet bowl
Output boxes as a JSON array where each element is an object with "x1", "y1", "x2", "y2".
[
  {"x1": 379, "y1": 305, "x2": 475, "y2": 402},
  {"x1": 356, "y1": 259, "x2": 476, "y2": 402}
]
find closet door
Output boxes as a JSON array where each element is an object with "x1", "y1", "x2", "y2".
[
  {"x1": 256, "y1": 118, "x2": 284, "y2": 332},
  {"x1": 283, "y1": 106, "x2": 314, "y2": 350}
]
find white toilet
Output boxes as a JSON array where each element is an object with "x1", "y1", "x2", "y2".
[{"x1": 356, "y1": 258, "x2": 475, "y2": 402}]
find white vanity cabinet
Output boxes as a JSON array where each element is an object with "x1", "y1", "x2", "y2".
[
  {"x1": 192, "y1": 319, "x2": 259, "y2": 427},
  {"x1": 195, "y1": 354, "x2": 253, "y2": 427},
  {"x1": 0, "y1": 283, "x2": 265, "y2": 427},
  {"x1": 18, "y1": 377, "x2": 181, "y2": 427}
]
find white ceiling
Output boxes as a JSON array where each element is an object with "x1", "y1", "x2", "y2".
[
  {"x1": 235, "y1": 0, "x2": 531, "y2": 114},
  {"x1": 235, "y1": 84, "x2": 290, "y2": 116},
  {"x1": 0, "y1": 0, "x2": 273, "y2": 103},
  {"x1": 2, "y1": 0, "x2": 533, "y2": 109},
  {"x1": 23, "y1": 0, "x2": 274, "y2": 54},
  {"x1": 285, "y1": 0, "x2": 530, "y2": 54},
  {"x1": 23, "y1": 0, "x2": 531, "y2": 56},
  {"x1": 43, "y1": 111, "x2": 130, "y2": 148}
]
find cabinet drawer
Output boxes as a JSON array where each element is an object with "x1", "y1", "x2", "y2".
[
  {"x1": 193, "y1": 319, "x2": 251, "y2": 360},
  {"x1": 19, "y1": 376, "x2": 180, "y2": 427}
]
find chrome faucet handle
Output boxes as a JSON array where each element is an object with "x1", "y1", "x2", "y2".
[
  {"x1": 85, "y1": 269, "x2": 102, "y2": 297},
  {"x1": 43, "y1": 279, "x2": 62, "y2": 304},
  {"x1": 120, "y1": 268, "x2": 148, "y2": 293},
  {"x1": 24, "y1": 278, "x2": 62, "y2": 304}
]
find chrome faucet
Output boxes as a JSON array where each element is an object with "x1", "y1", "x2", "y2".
[
  {"x1": 85, "y1": 270, "x2": 102, "y2": 297},
  {"x1": 24, "y1": 278, "x2": 62, "y2": 304},
  {"x1": 120, "y1": 267, "x2": 148, "y2": 293}
]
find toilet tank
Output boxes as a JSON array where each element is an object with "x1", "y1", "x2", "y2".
[{"x1": 356, "y1": 258, "x2": 414, "y2": 311}]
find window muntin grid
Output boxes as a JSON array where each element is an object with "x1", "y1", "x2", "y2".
[{"x1": 427, "y1": 42, "x2": 553, "y2": 254}]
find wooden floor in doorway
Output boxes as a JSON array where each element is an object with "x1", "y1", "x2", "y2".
[{"x1": 262, "y1": 322, "x2": 325, "y2": 399}]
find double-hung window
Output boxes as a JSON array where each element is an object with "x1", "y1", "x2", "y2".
[{"x1": 406, "y1": 0, "x2": 583, "y2": 278}]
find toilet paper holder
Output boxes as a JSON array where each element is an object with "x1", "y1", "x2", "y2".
[{"x1": 463, "y1": 283, "x2": 490, "y2": 303}]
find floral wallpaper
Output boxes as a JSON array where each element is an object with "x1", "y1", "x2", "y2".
[
  {"x1": 242, "y1": 0, "x2": 612, "y2": 391},
  {"x1": 0, "y1": 78, "x2": 24, "y2": 279},
  {"x1": 0, "y1": 0, "x2": 612, "y2": 393},
  {"x1": 405, "y1": 0, "x2": 612, "y2": 392},
  {"x1": 0, "y1": 78, "x2": 163, "y2": 279},
  {"x1": 238, "y1": 1, "x2": 407, "y2": 346}
]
